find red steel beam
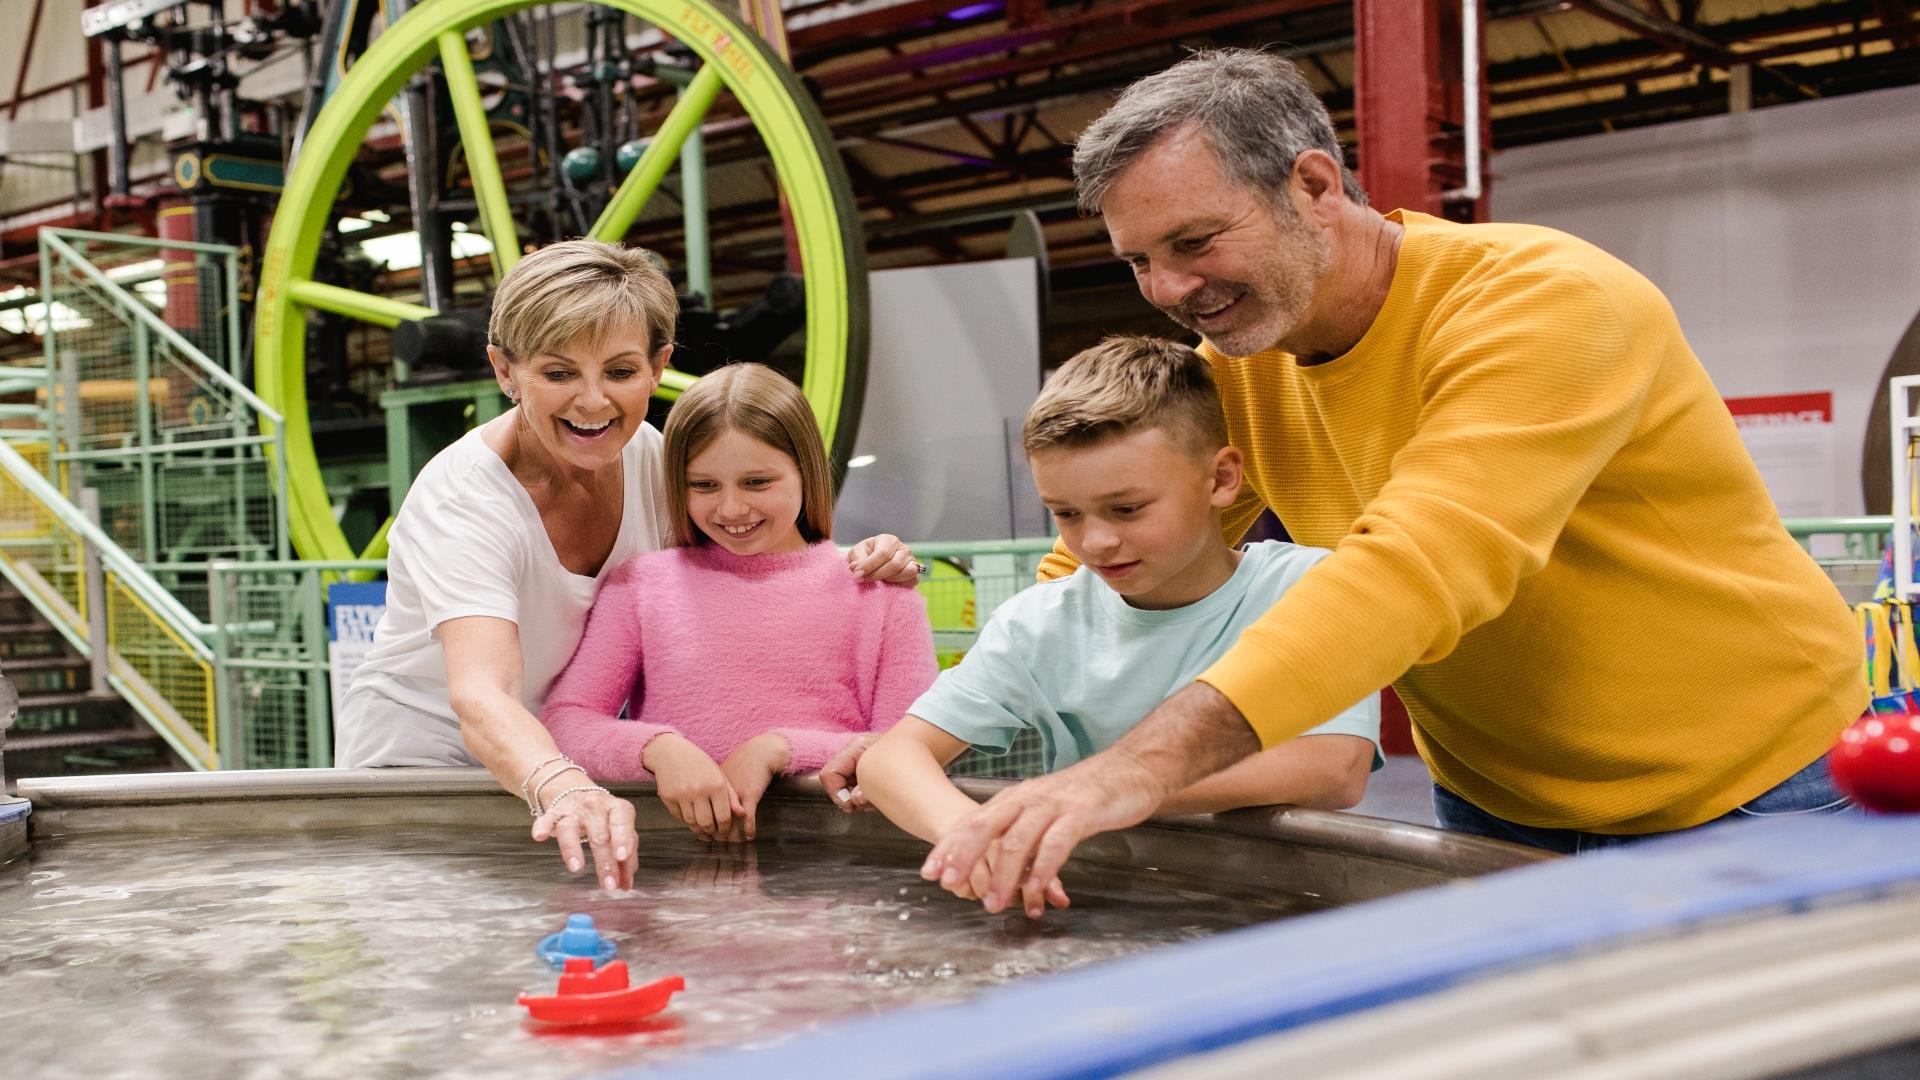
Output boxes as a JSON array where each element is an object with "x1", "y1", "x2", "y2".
[
  {"x1": 1353, "y1": 0, "x2": 1484, "y2": 750},
  {"x1": 1355, "y1": 0, "x2": 1485, "y2": 220}
]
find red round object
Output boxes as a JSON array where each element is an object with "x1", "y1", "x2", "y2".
[{"x1": 1831, "y1": 711, "x2": 1920, "y2": 813}]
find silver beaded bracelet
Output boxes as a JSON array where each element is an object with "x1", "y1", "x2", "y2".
[
  {"x1": 543, "y1": 784, "x2": 609, "y2": 817},
  {"x1": 519, "y1": 754, "x2": 581, "y2": 816},
  {"x1": 531, "y1": 764, "x2": 588, "y2": 816}
]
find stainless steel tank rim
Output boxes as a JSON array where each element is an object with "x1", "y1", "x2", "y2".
[{"x1": 11, "y1": 767, "x2": 1548, "y2": 880}]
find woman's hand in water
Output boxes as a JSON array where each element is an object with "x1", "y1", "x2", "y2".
[
  {"x1": 820, "y1": 733, "x2": 879, "y2": 813},
  {"x1": 531, "y1": 787, "x2": 639, "y2": 892},
  {"x1": 717, "y1": 733, "x2": 790, "y2": 842},
  {"x1": 644, "y1": 733, "x2": 743, "y2": 843},
  {"x1": 846, "y1": 534, "x2": 921, "y2": 584}
]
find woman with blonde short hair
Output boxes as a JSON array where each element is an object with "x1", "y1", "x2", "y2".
[{"x1": 336, "y1": 240, "x2": 919, "y2": 890}]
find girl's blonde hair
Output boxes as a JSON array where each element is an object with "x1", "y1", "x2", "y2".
[
  {"x1": 662, "y1": 364, "x2": 834, "y2": 547},
  {"x1": 488, "y1": 239, "x2": 678, "y2": 360}
]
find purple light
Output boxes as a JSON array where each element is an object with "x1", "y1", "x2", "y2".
[{"x1": 945, "y1": 2, "x2": 1001, "y2": 20}]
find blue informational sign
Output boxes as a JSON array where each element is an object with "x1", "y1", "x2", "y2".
[
  {"x1": 327, "y1": 581, "x2": 388, "y2": 748},
  {"x1": 328, "y1": 581, "x2": 387, "y2": 644}
]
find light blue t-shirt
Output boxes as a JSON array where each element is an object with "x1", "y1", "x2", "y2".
[{"x1": 908, "y1": 541, "x2": 1382, "y2": 772}]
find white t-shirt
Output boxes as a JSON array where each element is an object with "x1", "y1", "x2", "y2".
[{"x1": 335, "y1": 421, "x2": 670, "y2": 767}]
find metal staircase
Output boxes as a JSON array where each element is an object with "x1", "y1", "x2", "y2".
[
  {"x1": 0, "y1": 229, "x2": 290, "y2": 778},
  {"x1": 0, "y1": 572, "x2": 177, "y2": 783}
]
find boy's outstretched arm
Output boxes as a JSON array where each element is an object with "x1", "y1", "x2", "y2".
[
  {"x1": 865, "y1": 717, "x2": 1072, "y2": 912},
  {"x1": 1157, "y1": 733, "x2": 1375, "y2": 815},
  {"x1": 859, "y1": 716, "x2": 980, "y2": 845}
]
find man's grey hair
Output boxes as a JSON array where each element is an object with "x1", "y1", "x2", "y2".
[{"x1": 1072, "y1": 48, "x2": 1367, "y2": 215}]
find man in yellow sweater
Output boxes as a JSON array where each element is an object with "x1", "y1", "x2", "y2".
[{"x1": 921, "y1": 49, "x2": 1863, "y2": 908}]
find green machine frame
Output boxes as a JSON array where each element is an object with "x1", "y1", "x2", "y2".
[{"x1": 255, "y1": 0, "x2": 870, "y2": 561}]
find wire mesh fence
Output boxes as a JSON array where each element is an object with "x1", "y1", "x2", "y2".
[
  {"x1": 209, "y1": 561, "x2": 371, "y2": 770},
  {"x1": 38, "y1": 229, "x2": 287, "y2": 619},
  {"x1": 0, "y1": 444, "x2": 88, "y2": 627},
  {"x1": 1788, "y1": 518, "x2": 1891, "y2": 607},
  {"x1": 178, "y1": 520, "x2": 1912, "y2": 777},
  {"x1": 913, "y1": 540, "x2": 1055, "y2": 780},
  {"x1": 198, "y1": 542, "x2": 1069, "y2": 774},
  {"x1": 106, "y1": 572, "x2": 215, "y2": 753}
]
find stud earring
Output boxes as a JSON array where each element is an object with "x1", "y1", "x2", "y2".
[{"x1": 505, "y1": 387, "x2": 518, "y2": 400}]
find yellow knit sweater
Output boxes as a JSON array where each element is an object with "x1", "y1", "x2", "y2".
[{"x1": 1042, "y1": 211, "x2": 1863, "y2": 832}]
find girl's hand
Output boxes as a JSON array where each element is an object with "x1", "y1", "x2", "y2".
[
  {"x1": 531, "y1": 788, "x2": 639, "y2": 892},
  {"x1": 718, "y1": 733, "x2": 790, "y2": 842},
  {"x1": 846, "y1": 534, "x2": 922, "y2": 584},
  {"x1": 821, "y1": 733, "x2": 879, "y2": 813},
  {"x1": 674, "y1": 845, "x2": 762, "y2": 892},
  {"x1": 645, "y1": 734, "x2": 743, "y2": 842}
]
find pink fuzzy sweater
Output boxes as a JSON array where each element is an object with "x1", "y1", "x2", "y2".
[{"x1": 541, "y1": 540, "x2": 937, "y2": 780}]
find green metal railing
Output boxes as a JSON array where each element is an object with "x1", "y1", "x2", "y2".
[
  {"x1": 189, "y1": 521, "x2": 1892, "y2": 777},
  {"x1": 13, "y1": 227, "x2": 1898, "y2": 776},
  {"x1": 40, "y1": 228, "x2": 290, "y2": 582},
  {"x1": 1786, "y1": 515, "x2": 1890, "y2": 606},
  {"x1": 0, "y1": 228, "x2": 297, "y2": 767},
  {"x1": 912, "y1": 537, "x2": 1056, "y2": 664},
  {"x1": 208, "y1": 560, "x2": 385, "y2": 769},
  {"x1": 194, "y1": 539, "x2": 1063, "y2": 771}
]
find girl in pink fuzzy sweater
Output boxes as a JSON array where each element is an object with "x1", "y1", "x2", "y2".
[{"x1": 541, "y1": 364, "x2": 936, "y2": 842}]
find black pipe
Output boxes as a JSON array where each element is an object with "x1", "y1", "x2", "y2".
[{"x1": 105, "y1": 35, "x2": 130, "y2": 199}]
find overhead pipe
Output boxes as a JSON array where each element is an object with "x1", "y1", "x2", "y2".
[{"x1": 1444, "y1": 0, "x2": 1484, "y2": 205}]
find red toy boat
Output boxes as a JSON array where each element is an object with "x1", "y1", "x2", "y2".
[{"x1": 517, "y1": 957, "x2": 685, "y2": 1026}]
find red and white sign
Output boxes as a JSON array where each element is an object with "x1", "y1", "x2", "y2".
[
  {"x1": 1724, "y1": 391, "x2": 1836, "y2": 517},
  {"x1": 1725, "y1": 391, "x2": 1834, "y2": 428}
]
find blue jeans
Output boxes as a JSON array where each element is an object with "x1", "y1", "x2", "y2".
[{"x1": 1432, "y1": 753, "x2": 1855, "y2": 855}]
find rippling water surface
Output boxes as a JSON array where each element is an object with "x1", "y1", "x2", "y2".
[{"x1": 0, "y1": 825, "x2": 1315, "y2": 1078}]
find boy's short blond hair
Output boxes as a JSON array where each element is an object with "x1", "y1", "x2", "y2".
[
  {"x1": 662, "y1": 364, "x2": 835, "y2": 548},
  {"x1": 488, "y1": 239, "x2": 678, "y2": 361},
  {"x1": 1022, "y1": 335, "x2": 1229, "y2": 457}
]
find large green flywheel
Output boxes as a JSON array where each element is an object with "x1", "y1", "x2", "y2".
[{"x1": 255, "y1": 0, "x2": 868, "y2": 561}]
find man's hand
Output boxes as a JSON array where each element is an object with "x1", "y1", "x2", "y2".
[
  {"x1": 717, "y1": 732, "x2": 789, "y2": 842},
  {"x1": 954, "y1": 843, "x2": 1071, "y2": 911},
  {"x1": 920, "y1": 682, "x2": 1262, "y2": 918},
  {"x1": 820, "y1": 732, "x2": 880, "y2": 813},
  {"x1": 921, "y1": 750, "x2": 1167, "y2": 917},
  {"x1": 645, "y1": 733, "x2": 743, "y2": 842}
]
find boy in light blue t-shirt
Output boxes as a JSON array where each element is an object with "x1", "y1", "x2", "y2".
[{"x1": 861, "y1": 336, "x2": 1381, "y2": 901}]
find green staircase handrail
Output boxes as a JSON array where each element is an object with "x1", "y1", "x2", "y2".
[
  {"x1": 0, "y1": 439, "x2": 213, "y2": 659},
  {"x1": 1784, "y1": 516, "x2": 1892, "y2": 539},
  {"x1": 40, "y1": 231, "x2": 284, "y2": 426}
]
